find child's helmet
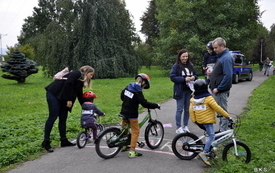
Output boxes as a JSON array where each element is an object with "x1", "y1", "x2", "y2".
[
  {"x1": 194, "y1": 79, "x2": 208, "y2": 90},
  {"x1": 206, "y1": 41, "x2": 214, "y2": 50},
  {"x1": 135, "y1": 73, "x2": 150, "y2": 89},
  {"x1": 82, "y1": 91, "x2": 97, "y2": 99}
]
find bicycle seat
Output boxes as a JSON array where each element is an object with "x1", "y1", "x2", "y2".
[{"x1": 119, "y1": 114, "x2": 128, "y2": 120}]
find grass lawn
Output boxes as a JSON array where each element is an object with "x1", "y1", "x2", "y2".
[{"x1": 0, "y1": 66, "x2": 274, "y2": 172}]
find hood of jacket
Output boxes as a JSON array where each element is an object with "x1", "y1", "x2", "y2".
[
  {"x1": 193, "y1": 89, "x2": 211, "y2": 104},
  {"x1": 126, "y1": 82, "x2": 142, "y2": 92}
]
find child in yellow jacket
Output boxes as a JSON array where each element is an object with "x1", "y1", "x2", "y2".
[{"x1": 189, "y1": 79, "x2": 231, "y2": 166}]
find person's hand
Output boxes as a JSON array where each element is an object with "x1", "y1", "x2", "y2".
[
  {"x1": 157, "y1": 104, "x2": 161, "y2": 110},
  {"x1": 212, "y1": 88, "x2": 218, "y2": 94},
  {"x1": 66, "y1": 101, "x2": 72, "y2": 108}
]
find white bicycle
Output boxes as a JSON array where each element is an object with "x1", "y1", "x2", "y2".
[{"x1": 172, "y1": 115, "x2": 251, "y2": 163}]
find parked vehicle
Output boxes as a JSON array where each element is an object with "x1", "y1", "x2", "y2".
[{"x1": 230, "y1": 51, "x2": 253, "y2": 84}]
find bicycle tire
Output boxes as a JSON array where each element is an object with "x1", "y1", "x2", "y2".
[
  {"x1": 95, "y1": 128, "x2": 121, "y2": 159},
  {"x1": 144, "y1": 120, "x2": 164, "y2": 149},
  {"x1": 76, "y1": 131, "x2": 88, "y2": 149},
  {"x1": 222, "y1": 141, "x2": 251, "y2": 163},
  {"x1": 172, "y1": 133, "x2": 203, "y2": 160}
]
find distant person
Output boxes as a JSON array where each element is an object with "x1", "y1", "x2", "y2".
[
  {"x1": 170, "y1": 49, "x2": 198, "y2": 134},
  {"x1": 120, "y1": 73, "x2": 160, "y2": 158},
  {"x1": 208, "y1": 37, "x2": 233, "y2": 132},
  {"x1": 263, "y1": 57, "x2": 272, "y2": 76},
  {"x1": 81, "y1": 91, "x2": 105, "y2": 142},
  {"x1": 42, "y1": 65, "x2": 94, "y2": 152},
  {"x1": 190, "y1": 79, "x2": 231, "y2": 166},
  {"x1": 202, "y1": 41, "x2": 218, "y2": 84}
]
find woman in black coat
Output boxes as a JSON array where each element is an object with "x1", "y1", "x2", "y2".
[{"x1": 42, "y1": 65, "x2": 94, "y2": 152}]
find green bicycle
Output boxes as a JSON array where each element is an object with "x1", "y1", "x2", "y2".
[{"x1": 95, "y1": 108, "x2": 164, "y2": 159}]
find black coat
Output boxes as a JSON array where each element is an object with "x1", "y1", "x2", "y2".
[
  {"x1": 45, "y1": 70, "x2": 84, "y2": 112},
  {"x1": 120, "y1": 83, "x2": 159, "y2": 119}
]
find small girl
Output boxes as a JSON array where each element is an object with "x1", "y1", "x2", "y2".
[{"x1": 81, "y1": 91, "x2": 105, "y2": 141}]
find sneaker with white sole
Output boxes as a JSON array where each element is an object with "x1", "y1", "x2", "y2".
[
  {"x1": 175, "y1": 127, "x2": 185, "y2": 134},
  {"x1": 198, "y1": 152, "x2": 211, "y2": 166},
  {"x1": 128, "y1": 151, "x2": 142, "y2": 158},
  {"x1": 183, "y1": 126, "x2": 190, "y2": 133}
]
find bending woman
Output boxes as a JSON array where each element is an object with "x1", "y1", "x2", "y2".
[{"x1": 42, "y1": 65, "x2": 94, "y2": 152}]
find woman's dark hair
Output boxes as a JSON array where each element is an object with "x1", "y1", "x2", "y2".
[
  {"x1": 176, "y1": 49, "x2": 193, "y2": 75},
  {"x1": 176, "y1": 49, "x2": 190, "y2": 64}
]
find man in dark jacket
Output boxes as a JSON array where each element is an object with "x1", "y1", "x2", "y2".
[
  {"x1": 120, "y1": 73, "x2": 160, "y2": 158},
  {"x1": 209, "y1": 37, "x2": 233, "y2": 132}
]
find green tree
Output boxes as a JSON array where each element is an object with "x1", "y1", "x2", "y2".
[
  {"x1": 19, "y1": 0, "x2": 140, "y2": 78},
  {"x1": 1, "y1": 50, "x2": 38, "y2": 83},
  {"x1": 266, "y1": 24, "x2": 275, "y2": 60},
  {"x1": 154, "y1": 0, "x2": 261, "y2": 69}
]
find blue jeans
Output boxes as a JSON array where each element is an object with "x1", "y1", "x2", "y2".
[
  {"x1": 264, "y1": 65, "x2": 271, "y2": 76},
  {"x1": 175, "y1": 90, "x2": 192, "y2": 128},
  {"x1": 44, "y1": 91, "x2": 69, "y2": 140},
  {"x1": 203, "y1": 124, "x2": 215, "y2": 153},
  {"x1": 213, "y1": 91, "x2": 229, "y2": 132}
]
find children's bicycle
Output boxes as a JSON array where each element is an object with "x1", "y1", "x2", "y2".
[
  {"x1": 95, "y1": 108, "x2": 164, "y2": 159},
  {"x1": 172, "y1": 115, "x2": 251, "y2": 164},
  {"x1": 76, "y1": 116, "x2": 104, "y2": 149}
]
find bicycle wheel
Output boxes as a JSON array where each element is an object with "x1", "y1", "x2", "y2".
[
  {"x1": 95, "y1": 128, "x2": 121, "y2": 159},
  {"x1": 172, "y1": 133, "x2": 203, "y2": 160},
  {"x1": 76, "y1": 131, "x2": 88, "y2": 149},
  {"x1": 144, "y1": 120, "x2": 164, "y2": 149},
  {"x1": 222, "y1": 141, "x2": 251, "y2": 163}
]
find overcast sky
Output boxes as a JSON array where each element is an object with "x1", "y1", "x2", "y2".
[{"x1": 0, "y1": 0, "x2": 274, "y2": 52}]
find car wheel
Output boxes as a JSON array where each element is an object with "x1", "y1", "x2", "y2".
[
  {"x1": 232, "y1": 73, "x2": 239, "y2": 84},
  {"x1": 246, "y1": 72, "x2": 253, "y2": 81}
]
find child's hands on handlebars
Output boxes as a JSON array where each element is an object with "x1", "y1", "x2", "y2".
[{"x1": 157, "y1": 104, "x2": 161, "y2": 110}]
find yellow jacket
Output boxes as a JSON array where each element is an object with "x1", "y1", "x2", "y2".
[{"x1": 189, "y1": 96, "x2": 229, "y2": 124}]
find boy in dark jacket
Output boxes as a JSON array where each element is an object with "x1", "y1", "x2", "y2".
[{"x1": 120, "y1": 73, "x2": 160, "y2": 158}]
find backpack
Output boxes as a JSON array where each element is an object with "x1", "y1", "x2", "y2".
[{"x1": 53, "y1": 67, "x2": 70, "y2": 80}]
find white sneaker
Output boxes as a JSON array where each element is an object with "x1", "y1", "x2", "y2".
[
  {"x1": 176, "y1": 127, "x2": 185, "y2": 134},
  {"x1": 183, "y1": 126, "x2": 190, "y2": 133}
]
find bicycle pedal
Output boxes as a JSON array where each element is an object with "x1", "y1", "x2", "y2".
[{"x1": 138, "y1": 142, "x2": 145, "y2": 148}]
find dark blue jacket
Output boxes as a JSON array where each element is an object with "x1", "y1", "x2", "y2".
[
  {"x1": 170, "y1": 64, "x2": 198, "y2": 99},
  {"x1": 209, "y1": 49, "x2": 233, "y2": 92}
]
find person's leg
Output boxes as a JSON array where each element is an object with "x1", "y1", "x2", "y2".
[
  {"x1": 198, "y1": 123, "x2": 214, "y2": 166},
  {"x1": 59, "y1": 103, "x2": 75, "y2": 147},
  {"x1": 213, "y1": 91, "x2": 229, "y2": 131},
  {"x1": 128, "y1": 118, "x2": 139, "y2": 151},
  {"x1": 203, "y1": 124, "x2": 215, "y2": 153},
  {"x1": 44, "y1": 91, "x2": 60, "y2": 140},
  {"x1": 264, "y1": 65, "x2": 267, "y2": 75},
  {"x1": 42, "y1": 91, "x2": 60, "y2": 152},
  {"x1": 175, "y1": 96, "x2": 184, "y2": 128},
  {"x1": 59, "y1": 104, "x2": 69, "y2": 140},
  {"x1": 91, "y1": 124, "x2": 97, "y2": 140},
  {"x1": 128, "y1": 118, "x2": 142, "y2": 157},
  {"x1": 183, "y1": 90, "x2": 192, "y2": 127}
]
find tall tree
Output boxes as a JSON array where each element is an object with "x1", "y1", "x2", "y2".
[
  {"x1": 19, "y1": 0, "x2": 140, "y2": 78},
  {"x1": 154, "y1": 0, "x2": 261, "y2": 70}
]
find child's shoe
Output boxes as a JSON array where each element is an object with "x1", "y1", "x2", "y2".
[
  {"x1": 175, "y1": 127, "x2": 185, "y2": 134},
  {"x1": 128, "y1": 151, "x2": 142, "y2": 158},
  {"x1": 198, "y1": 152, "x2": 211, "y2": 166},
  {"x1": 183, "y1": 126, "x2": 190, "y2": 133},
  {"x1": 121, "y1": 146, "x2": 130, "y2": 152}
]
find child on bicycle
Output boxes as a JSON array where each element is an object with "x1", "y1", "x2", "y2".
[
  {"x1": 120, "y1": 73, "x2": 160, "y2": 158},
  {"x1": 81, "y1": 91, "x2": 105, "y2": 142},
  {"x1": 189, "y1": 79, "x2": 231, "y2": 166}
]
